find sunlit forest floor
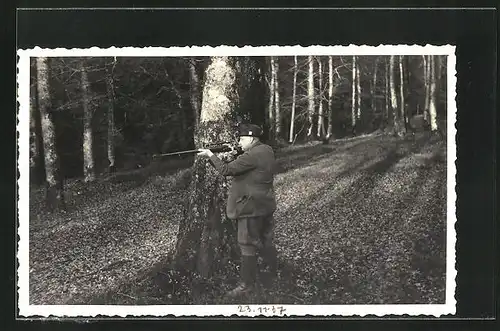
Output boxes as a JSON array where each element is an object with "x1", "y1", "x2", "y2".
[{"x1": 28, "y1": 132, "x2": 448, "y2": 305}]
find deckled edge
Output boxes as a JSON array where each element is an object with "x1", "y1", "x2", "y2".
[{"x1": 16, "y1": 44, "x2": 457, "y2": 318}]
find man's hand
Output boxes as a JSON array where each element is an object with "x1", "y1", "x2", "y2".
[
  {"x1": 223, "y1": 143, "x2": 239, "y2": 155},
  {"x1": 197, "y1": 148, "x2": 214, "y2": 157}
]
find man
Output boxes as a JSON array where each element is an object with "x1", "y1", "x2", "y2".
[{"x1": 197, "y1": 123, "x2": 278, "y2": 297}]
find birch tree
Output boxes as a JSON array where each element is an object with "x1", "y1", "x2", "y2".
[
  {"x1": 37, "y1": 57, "x2": 65, "y2": 210},
  {"x1": 173, "y1": 56, "x2": 260, "y2": 278},
  {"x1": 351, "y1": 56, "x2": 357, "y2": 129},
  {"x1": 289, "y1": 55, "x2": 298, "y2": 143},
  {"x1": 399, "y1": 55, "x2": 406, "y2": 127},
  {"x1": 316, "y1": 57, "x2": 325, "y2": 138},
  {"x1": 268, "y1": 57, "x2": 276, "y2": 141},
  {"x1": 385, "y1": 57, "x2": 390, "y2": 123},
  {"x1": 389, "y1": 55, "x2": 403, "y2": 135},
  {"x1": 428, "y1": 56, "x2": 438, "y2": 131},
  {"x1": 79, "y1": 60, "x2": 96, "y2": 182},
  {"x1": 356, "y1": 57, "x2": 361, "y2": 121},
  {"x1": 273, "y1": 58, "x2": 281, "y2": 139},
  {"x1": 306, "y1": 55, "x2": 315, "y2": 137},
  {"x1": 326, "y1": 55, "x2": 334, "y2": 140}
]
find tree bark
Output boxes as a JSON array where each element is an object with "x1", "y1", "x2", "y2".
[
  {"x1": 274, "y1": 57, "x2": 281, "y2": 139},
  {"x1": 79, "y1": 60, "x2": 96, "y2": 182},
  {"x1": 356, "y1": 57, "x2": 361, "y2": 121},
  {"x1": 372, "y1": 57, "x2": 379, "y2": 113},
  {"x1": 351, "y1": 56, "x2": 357, "y2": 129},
  {"x1": 423, "y1": 55, "x2": 430, "y2": 122},
  {"x1": 428, "y1": 56, "x2": 438, "y2": 131},
  {"x1": 389, "y1": 55, "x2": 403, "y2": 135},
  {"x1": 188, "y1": 58, "x2": 202, "y2": 136},
  {"x1": 268, "y1": 57, "x2": 276, "y2": 141},
  {"x1": 399, "y1": 55, "x2": 407, "y2": 129},
  {"x1": 306, "y1": 55, "x2": 315, "y2": 137},
  {"x1": 36, "y1": 57, "x2": 65, "y2": 210},
  {"x1": 174, "y1": 56, "x2": 258, "y2": 278},
  {"x1": 289, "y1": 55, "x2": 298, "y2": 143},
  {"x1": 326, "y1": 55, "x2": 334, "y2": 140},
  {"x1": 105, "y1": 59, "x2": 116, "y2": 172},
  {"x1": 385, "y1": 57, "x2": 390, "y2": 126},
  {"x1": 316, "y1": 57, "x2": 325, "y2": 138}
]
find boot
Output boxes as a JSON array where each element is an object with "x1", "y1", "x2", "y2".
[
  {"x1": 226, "y1": 255, "x2": 257, "y2": 298},
  {"x1": 261, "y1": 245, "x2": 278, "y2": 276}
]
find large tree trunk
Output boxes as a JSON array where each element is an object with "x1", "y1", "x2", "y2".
[
  {"x1": 37, "y1": 57, "x2": 65, "y2": 210},
  {"x1": 174, "y1": 56, "x2": 258, "y2": 278},
  {"x1": 188, "y1": 58, "x2": 202, "y2": 135},
  {"x1": 316, "y1": 57, "x2": 325, "y2": 138},
  {"x1": 289, "y1": 55, "x2": 298, "y2": 143},
  {"x1": 30, "y1": 61, "x2": 44, "y2": 182},
  {"x1": 389, "y1": 55, "x2": 403, "y2": 135},
  {"x1": 105, "y1": 60, "x2": 116, "y2": 172},
  {"x1": 428, "y1": 56, "x2": 438, "y2": 131},
  {"x1": 274, "y1": 57, "x2": 281, "y2": 139},
  {"x1": 326, "y1": 55, "x2": 334, "y2": 140},
  {"x1": 306, "y1": 55, "x2": 315, "y2": 137},
  {"x1": 351, "y1": 56, "x2": 357, "y2": 129},
  {"x1": 79, "y1": 60, "x2": 96, "y2": 182}
]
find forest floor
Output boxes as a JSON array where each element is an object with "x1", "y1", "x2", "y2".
[{"x1": 28, "y1": 132, "x2": 448, "y2": 306}]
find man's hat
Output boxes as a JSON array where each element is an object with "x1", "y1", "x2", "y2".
[{"x1": 239, "y1": 123, "x2": 262, "y2": 137}]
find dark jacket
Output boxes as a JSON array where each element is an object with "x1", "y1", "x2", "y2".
[{"x1": 209, "y1": 141, "x2": 277, "y2": 219}]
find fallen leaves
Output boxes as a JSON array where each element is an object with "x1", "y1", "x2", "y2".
[{"x1": 28, "y1": 133, "x2": 447, "y2": 305}]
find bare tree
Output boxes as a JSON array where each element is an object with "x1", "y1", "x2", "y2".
[
  {"x1": 316, "y1": 57, "x2": 325, "y2": 138},
  {"x1": 79, "y1": 59, "x2": 96, "y2": 182},
  {"x1": 428, "y1": 56, "x2": 438, "y2": 131},
  {"x1": 173, "y1": 56, "x2": 260, "y2": 277},
  {"x1": 326, "y1": 55, "x2": 334, "y2": 140},
  {"x1": 356, "y1": 57, "x2": 361, "y2": 121},
  {"x1": 399, "y1": 55, "x2": 406, "y2": 128},
  {"x1": 105, "y1": 58, "x2": 117, "y2": 172},
  {"x1": 306, "y1": 55, "x2": 315, "y2": 137},
  {"x1": 268, "y1": 57, "x2": 276, "y2": 141},
  {"x1": 30, "y1": 62, "x2": 42, "y2": 172},
  {"x1": 389, "y1": 55, "x2": 403, "y2": 135},
  {"x1": 351, "y1": 56, "x2": 357, "y2": 129},
  {"x1": 385, "y1": 57, "x2": 390, "y2": 123},
  {"x1": 372, "y1": 57, "x2": 379, "y2": 113},
  {"x1": 188, "y1": 58, "x2": 202, "y2": 134},
  {"x1": 289, "y1": 55, "x2": 298, "y2": 143},
  {"x1": 274, "y1": 57, "x2": 281, "y2": 139},
  {"x1": 36, "y1": 57, "x2": 65, "y2": 210}
]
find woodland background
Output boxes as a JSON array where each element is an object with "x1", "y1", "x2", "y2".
[{"x1": 27, "y1": 54, "x2": 448, "y2": 305}]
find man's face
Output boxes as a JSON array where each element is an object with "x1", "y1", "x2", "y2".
[{"x1": 239, "y1": 136, "x2": 255, "y2": 151}]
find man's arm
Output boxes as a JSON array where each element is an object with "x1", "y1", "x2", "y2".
[{"x1": 209, "y1": 152, "x2": 257, "y2": 176}]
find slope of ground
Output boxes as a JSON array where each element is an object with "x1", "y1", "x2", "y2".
[{"x1": 27, "y1": 132, "x2": 447, "y2": 305}]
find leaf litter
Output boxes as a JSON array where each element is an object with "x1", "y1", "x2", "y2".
[{"x1": 28, "y1": 133, "x2": 447, "y2": 305}]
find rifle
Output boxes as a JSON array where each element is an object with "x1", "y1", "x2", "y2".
[{"x1": 152, "y1": 142, "x2": 242, "y2": 159}]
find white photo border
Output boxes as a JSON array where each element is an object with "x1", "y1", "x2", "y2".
[{"x1": 16, "y1": 45, "x2": 457, "y2": 317}]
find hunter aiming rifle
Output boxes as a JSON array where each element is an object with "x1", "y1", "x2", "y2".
[{"x1": 152, "y1": 142, "x2": 243, "y2": 159}]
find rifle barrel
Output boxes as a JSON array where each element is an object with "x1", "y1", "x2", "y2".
[{"x1": 153, "y1": 149, "x2": 200, "y2": 158}]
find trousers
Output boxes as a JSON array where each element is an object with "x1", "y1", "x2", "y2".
[{"x1": 237, "y1": 214, "x2": 275, "y2": 256}]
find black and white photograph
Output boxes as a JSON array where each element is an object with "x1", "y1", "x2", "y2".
[{"x1": 17, "y1": 45, "x2": 456, "y2": 317}]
